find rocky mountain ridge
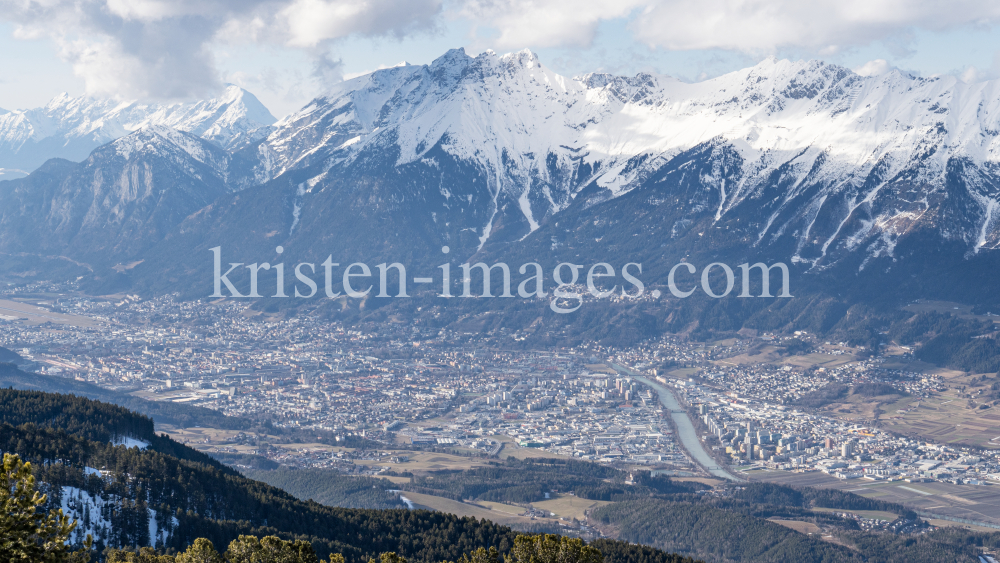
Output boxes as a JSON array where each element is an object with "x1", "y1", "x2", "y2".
[
  {"x1": 0, "y1": 85, "x2": 275, "y2": 175},
  {"x1": 1, "y1": 49, "x2": 998, "y2": 306}
]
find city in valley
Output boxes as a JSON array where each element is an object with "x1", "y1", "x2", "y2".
[{"x1": 4, "y1": 281, "x2": 1000, "y2": 532}]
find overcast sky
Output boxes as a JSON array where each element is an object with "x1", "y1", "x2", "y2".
[{"x1": 1, "y1": 0, "x2": 1000, "y2": 118}]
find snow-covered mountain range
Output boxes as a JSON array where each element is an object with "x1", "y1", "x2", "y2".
[
  {"x1": 2, "y1": 48, "x2": 999, "y2": 300},
  {"x1": 0, "y1": 85, "x2": 275, "y2": 176},
  {"x1": 258, "y1": 48, "x2": 1000, "y2": 266}
]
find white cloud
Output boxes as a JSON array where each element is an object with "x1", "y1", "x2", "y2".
[
  {"x1": 853, "y1": 59, "x2": 895, "y2": 77},
  {"x1": 4, "y1": 0, "x2": 1000, "y2": 103},
  {"x1": 459, "y1": 0, "x2": 641, "y2": 49},
  {"x1": 959, "y1": 65, "x2": 985, "y2": 83},
  {"x1": 281, "y1": 0, "x2": 439, "y2": 48},
  {"x1": 0, "y1": 0, "x2": 440, "y2": 101},
  {"x1": 954, "y1": 51, "x2": 1000, "y2": 83},
  {"x1": 458, "y1": 0, "x2": 1000, "y2": 54}
]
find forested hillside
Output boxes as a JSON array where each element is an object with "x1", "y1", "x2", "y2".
[
  {"x1": 0, "y1": 389, "x2": 702, "y2": 563},
  {"x1": 595, "y1": 499, "x2": 862, "y2": 563},
  {"x1": 1, "y1": 420, "x2": 519, "y2": 560},
  {"x1": 0, "y1": 363, "x2": 381, "y2": 451},
  {"x1": 6, "y1": 387, "x2": 998, "y2": 563},
  {"x1": 0, "y1": 388, "x2": 157, "y2": 443},
  {"x1": 0, "y1": 388, "x2": 236, "y2": 473},
  {"x1": 242, "y1": 468, "x2": 405, "y2": 509}
]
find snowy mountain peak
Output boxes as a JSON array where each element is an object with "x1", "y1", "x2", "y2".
[
  {"x1": 427, "y1": 48, "x2": 475, "y2": 86},
  {"x1": 163, "y1": 84, "x2": 276, "y2": 146},
  {"x1": 500, "y1": 48, "x2": 541, "y2": 68},
  {"x1": 5, "y1": 48, "x2": 1000, "y2": 297},
  {"x1": 104, "y1": 124, "x2": 232, "y2": 180},
  {"x1": 432, "y1": 47, "x2": 470, "y2": 67}
]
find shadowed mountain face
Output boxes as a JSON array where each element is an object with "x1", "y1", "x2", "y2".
[
  {"x1": 0, "y1": 127, "x2": 235, "y2": 267},
  {"x1": 0, "y1": 346, "x2": 22, "y2": 363},
  {"x1": 1, "y1": 49, "x2": 1000, "y2": 304}
]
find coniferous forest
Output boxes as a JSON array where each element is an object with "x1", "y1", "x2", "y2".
[{"x1": 0, "y1": 389, "x2": 699, "y2": 563}]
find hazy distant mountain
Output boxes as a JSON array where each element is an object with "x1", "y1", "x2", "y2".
[
  {"x1": 0, "y1": 126, "x2": 241, "y2": 265},
  {"x1": 0, "y1": 345, "x2": 22, "y2": 363},
  {"x1": 0, "y1": 85, "x2": 276, "y2": 172}
]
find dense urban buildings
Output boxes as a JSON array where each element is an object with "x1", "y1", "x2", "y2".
[{"x1": 2, "y1": 281, "x2": 999, "y2": 489}]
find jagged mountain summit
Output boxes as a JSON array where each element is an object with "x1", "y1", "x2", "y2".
[{"x1": 0, "y1": 84, "x2": 276, "y2": 175}]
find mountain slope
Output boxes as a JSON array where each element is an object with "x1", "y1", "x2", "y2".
[
  {"x1": 0, "y1": 126, "x2": 239, "y2": 266},
  {"x1": 0, "y1": 362, "x2": 251, "y2": 429},
  {"x1": 0, "y1": 345, "x2": 23, "y2": 363},
  {"x1": 0, "y1": 388, "x2": 236, "y2": 473}
]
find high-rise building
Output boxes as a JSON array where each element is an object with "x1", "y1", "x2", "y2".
[
  {"x1": 842, "y1": 440, "x2": 855, "y2": 459},
  {"x1": 824, "y1": 437, "x2": 834, "y2": 450}
]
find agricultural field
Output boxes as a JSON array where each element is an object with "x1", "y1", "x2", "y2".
[
  {"x1": 529, "y1": 493, "x2": 612, "y2": 521},
  {"x1": 157, "y1": 424, "x2": 268, "y2": 450},
  {"x1": 872, "y1": 368, "x2": 1000, "y2": 449},
  {"x1": 751, "y1": 469, "x2": 1000, "y2": 529},
  {"x1": 501, "y1": 444, "x2": 574, "y2": 461},
  {"x1": 157, "y1": 423, "x2": 497, "y2": 473},
  {"x1": 0, "y1": 297, "x2": 96, "y2": 327},
  {"x1": 665, "y1": 367, "x2": 702, "y2": 378},
  {"x1": 400, "y1": 491, "x2": 541, "y2": 528},
  {"x1": 810, "y1": 507, "x2": 898, "y2": 521},
  {"x1": 714, "y1": 346, "x2": 858, "y2": 370},
  {"x1": 361, "y1": 451, "x2": 495, "y2": 472},
  {"x1": 767, "y1": 519, "x2": 823, "y2": 534}
]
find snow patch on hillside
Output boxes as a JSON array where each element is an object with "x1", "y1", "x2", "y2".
[
  {"x1": 60, "y1": 487, "x2": 112, "y2": 545},
  {"x1": 112, "y1": 437, "x2": 149, "y2": 450}
]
